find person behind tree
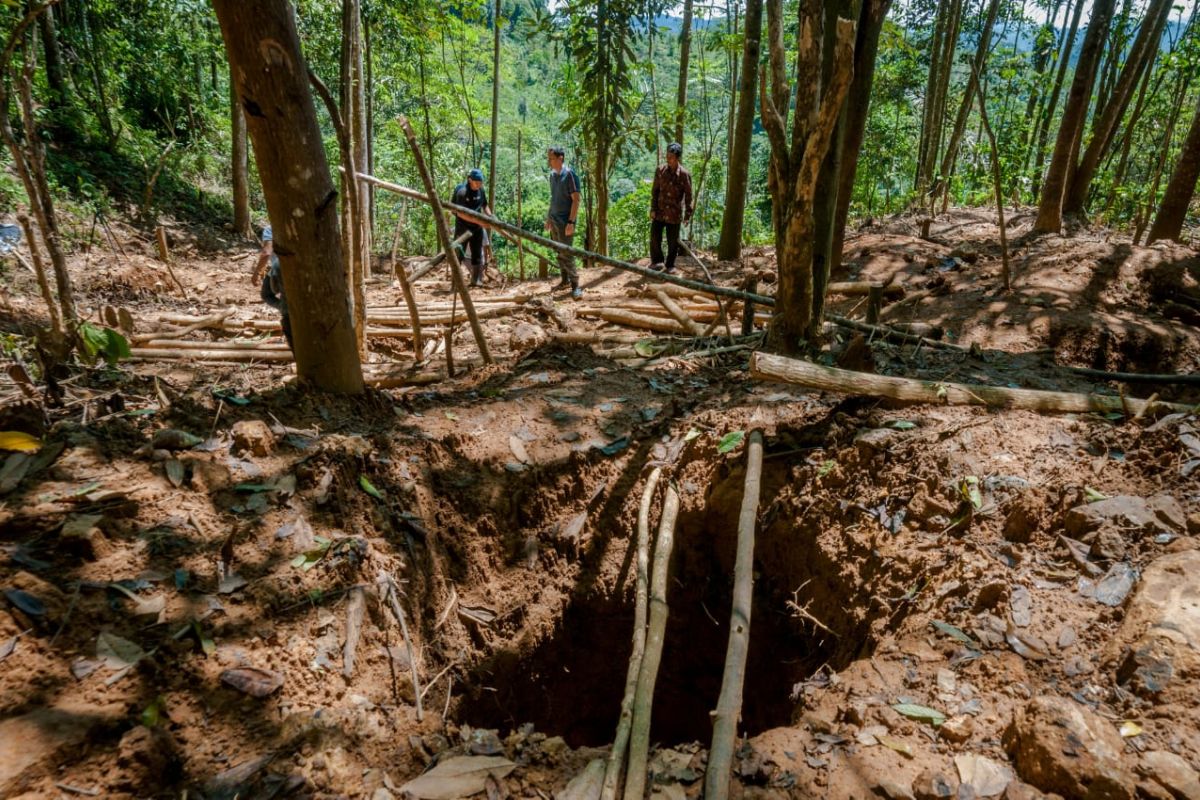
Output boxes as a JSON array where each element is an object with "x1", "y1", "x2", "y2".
[
  {"x1": 251, "y1": 225, "x2": 293, "y2": 352},
  {"x1": 650, "y1": 141, "x2": 693, "y2": 274},
  {"x1": 450, "y1": 168, "x2": 491, "y2": 288},
  {"x1": 544, "y1": 145, "x2": 583, "y2": 299}
]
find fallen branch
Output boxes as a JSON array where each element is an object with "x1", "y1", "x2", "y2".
[
  {"x1": 624, "y1": 484, "x2": 681, "y2": 800},
  {"x1": 827, "y1": 314, "x2": 965, "y2": 351},
  {"x1": 750, "y1": 352, "x2": 1191, "y2": 416},
  {"x1": 587, "y1": 309, "x2": 693, "y2": 335},
  {"x1": 603, "y1": 466, "x2": 663, "y2": 800},
  {"x1": 342, "y1": 586, "x2": 365, "y2": 678},
  {"x1": 827, "y1": 281, "x2": 904, "y2": 298},
  {"x1": 129, "y1": 347, "x2": 292, "y2": 362},
  {"x1": 705, "y1": 430, "x2": 764, "y2": 800},
  {"x1": 1062, "y1": 366, "x2": 1200, "y2": 387},
  {"x1": 408, "y1": 230, "x2": 472, "y2": 282}
]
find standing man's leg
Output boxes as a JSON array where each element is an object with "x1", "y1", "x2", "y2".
[
  {"x1": 467, "y1": 227, "x2": 485, "y2": 286},
  {"x1": 664, "y1": 223, "x2": 681, "y2": 273},
  {"x1": 650, "y1": 219, "x2": 665, "y2": 267},
  {"x1": 552, "y1": 220, "x2": 578, "y2": 292}
]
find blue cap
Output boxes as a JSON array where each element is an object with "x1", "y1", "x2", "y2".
[{"x1": 467, "y1": 168, "x2": 484, "y2": 181}]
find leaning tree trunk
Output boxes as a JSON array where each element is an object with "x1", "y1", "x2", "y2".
[
  {"x1": 213, "y1": 0, "x2": 364, "y2": 394},
  {"x1": 1062, "y1": 0, "x2": 1172, "y2": 214},
  {"x1": 674, "y1": 0, "x2": 695, "y2": 146},
  {"x1": 831, "y1": 0, "x2": 892, "y2": 276},
  {"x1": 717, "y1": 0, "x2": 764, "y2": 261},
  {"x1": 1034, "y1": 0, "x2": 1116, "y2": 233},
  {"x1": 1147, "y1": 92, "x2": 1200, "y2": 243},
  {"x1": 231, "y1": 81, "x2": 252, "y2": 238},
  {"x1": 1029, "y1": 0, "x2": 1084, "y2": 196},
  {"x1": 916, "y1": 0, "x2": 951, "y2": 196}
]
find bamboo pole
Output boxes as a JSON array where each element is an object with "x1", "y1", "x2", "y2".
[
  {"x1": 398, "y1": 117, "x2": 492, "y2": 364},
  {"x1": 517, "y1": 128, "x2": 526, "y2": 281},
  {"x1": 750, "y1": 353, "x2": 1191, "y2": 415},
  {"x1": 356, "y1": 172, "x2": 776, "y2": 306},
  {"x1": 602, "y1": 466, "x2": 663, "y2": 800},
  {"x1": 624, "y1": 484, "x2": 681, "y2": 800},
  {"x1": 408, "y1": 230, "x2": 472, "y2": 282},
  {"x1": 704, "y1": 430, "x2": 764, "y2": 800}
]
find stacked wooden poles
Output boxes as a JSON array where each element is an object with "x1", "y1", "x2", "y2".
[{"x1": 704, "y1": 430, "x2": 764, "y2": 800}]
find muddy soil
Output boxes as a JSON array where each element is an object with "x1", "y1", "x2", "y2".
[{"x1": 0, "y1": 209, "x2": 1198, "y2": 799}]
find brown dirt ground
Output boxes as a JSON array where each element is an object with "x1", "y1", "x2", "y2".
[{"x1": 0, "y1": 208, "x2": 1198, "y2": 799}]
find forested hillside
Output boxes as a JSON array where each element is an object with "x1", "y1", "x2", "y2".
[{"x1": 1, "y1": 1, "x2": 1199, "y2": 799}]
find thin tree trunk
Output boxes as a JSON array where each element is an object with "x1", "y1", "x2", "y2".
[
  {"x1": 213, "y1": 0, "x2": 364, "y2": 393},
  {"x1": 38, "y1": 4, "x2": 66, "y2": 102},
  {"x1": 1147, "y1": 91, "x2": 1200, "y2": 243},
  {"x1": 17, "y1": 213, "x2": 63, "y2": 335},
  {"x1": 704, "y1": 430, "x2": 764, "y2": 800},
  {"x1": 916, "y1": 0, "x2": 951, "y2": 195},
  {"x1": 517, "y1": 129, "x2": 528, "y2": 280},
  {"x1": 974, "y1": 74, "x2": 1010, "y2": 290},
  {"x1": 674, "y1": 0, "x2": 695, "y2": 146},
  {"x1": 1102, "y1": 61, "x2": 1158, "y2": 216},
  {"x1": 1034, "y1": 0, "x2": 1116, "y2": 233},
  {"x1": 1063, "y1": 0, "x2": 1172, "y2": 214},
  {"x1": 1030, "y1": 0, "x2": 1085, "y2": 196},
  {"x1": 489, "y1": 0, "x2": 500, "y2": 204},
  {"x1": 231, "y1": 80, "x2": 252, "y2": 238},
  {"x1": 1137, "y1": 75, "x2": 1190, "y2": 243},
  {"x1": 932, "y1": 0, "x2": 1002, "y2": 201},
  {"x1": 923, "y1": 0, "x2": 964, "y2": 204},
  {"x1": 340, "y1": 0, "x2": 368, "y2": 348},
  {"x1": 717, "y1": 0, "x2": 763, "y2": 260}
]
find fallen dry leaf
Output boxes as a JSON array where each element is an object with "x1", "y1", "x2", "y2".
[{"x1": 220, "y1": 667, "x2": 284, "y2": 698}]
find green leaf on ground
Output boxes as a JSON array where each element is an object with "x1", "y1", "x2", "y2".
[
  {"x1": 892, "y1": 703, "x2": 946, "y2": 726},
  {"x1": 717, "y1": 431, "x2": 745, "y2": 454},
  {"x1": 359, "y1": 475, "x2": 384, "y2": 500},
  {"x1": 931, "y1": 620, "x2": 979, "y2": 649},
  {"x1": 1084, "y1": 486, "x2": 1108, "y2": 503}
]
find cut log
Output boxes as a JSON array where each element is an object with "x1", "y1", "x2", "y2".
[
  {"x1": 750, "y1": 352, "x2": 1190, "y2": 415},
  {"x1": 135, "y1": 311, "x2": 232, "y2": 343},
  {"x1": 705, "y1": 431, "x2": 764, "y2": 800},
  {"x1": 590, "y1": 309, "x2": 693, "y2": 335},
  {"x1": 653, "y1": 290, "x2": 707, "y2": 336},
  {"x1": 141, "y1": 339, "x2": 290, "y2": 350}
]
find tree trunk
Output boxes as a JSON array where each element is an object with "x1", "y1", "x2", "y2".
[
  {"x1": 340, "y1": 0, "x2": 368, "y2": 348},
  {"x1": 1063, "y1": 0, "x2": 1172, "y2": 214},
  {"x1": 1137, "y1": 75, "x2": 1190, "y2": 243},
  {"x1": 1030, "y1": 0, "x2": 1084, "y2": 196},
  {"x1": 716, "y1": 0, "x2": 763, "y2": 260},
  {"x1": 231, "y1": 81, "x2": 252, "y2": 238},
  {"x1": 489, "y1": 0, "x2": 500, "y2": 205},
  {"x1": 213, "y1": 0, "x2": 364, "y2": 393},
  {"x1": 1147, "y1": 93, "x2": 1200, "y2": 243},
  {"x1": 38, "y1": 5, "x2": 67, "y2": 102},
  {"x1": 1034, "y1": 0, "x2": 1116, "y2": 233},
  {"x1": 932, "y1": 0, "x2": 1002, "y2": 202},
  {"x1": 674, "y1": 0, "x2": 695, "y2": 145},
  {"x1": 1102, "y1": 60, "x2": 1157, "y2": 215},
  {"x1": 916, "y1": 0, "x2": 951, "y2": 195}
]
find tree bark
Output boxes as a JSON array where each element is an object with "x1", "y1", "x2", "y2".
[
  {"x1": 1063, "y1": 0, "x2": 1172, "y2": 214},
  {"x1": 1034, "y1": 0, "x2": 1115, "y2": 233},
  {"x1": 717, "y1": 0, "x2": 764, "y2": 260},
  {"x1": 1147, "y1": 93, "x2": 1200, "y2": 243},
  {"x1": 213, "y1": 0, "x2": 364, "y2": 393},
  {"x1": 674, "y1": 0, "x2": 695, "y2": 146},
  {"x1": 231, "y1": 81, "x2": 252, "y2": 238}
]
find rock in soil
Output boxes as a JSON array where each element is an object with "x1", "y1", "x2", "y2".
[
  {"x1": 1139, "y1": 751, "x2": 1200, "y2": 800},
  {"x1": 1110, "y1": 550, "x2": 1200, "y2": 699},
  {"x1": 1003, "y1": 695, "x2": 1136, "y2": 799},
  {"x1": 1064, "y1": 495, "x2": 1186, "y2": 539},
  {"x1": 231, "y1": 419, "x2": 275, "y2": 457}
]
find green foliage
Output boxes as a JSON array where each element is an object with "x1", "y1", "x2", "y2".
[{"x1": 77, "y1": 322, "x2": 131, "y2": 367}]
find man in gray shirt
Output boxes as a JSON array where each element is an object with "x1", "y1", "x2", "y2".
[{"x1": 544, "y1": 145, "x2": 582, "y2": 299}]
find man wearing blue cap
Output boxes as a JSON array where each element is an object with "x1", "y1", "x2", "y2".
[{"x1": 450, "y1": 168, "x2": 492, "y2": 288}]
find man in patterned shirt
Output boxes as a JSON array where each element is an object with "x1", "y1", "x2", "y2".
[{"x1": 649, "y1": 142, "x2": 693, "y2": 274}]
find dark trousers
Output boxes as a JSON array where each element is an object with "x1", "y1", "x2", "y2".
[
  {"x1": 650, "y1": 220, "x2": 681, "y2": 270},
  {"x1": 455, "y1": 222, "x2": 486, "y2": 286},
  {"x1": 548, "y1": 219, "x2": 578, "y2": 287},
  {"x1": 261, "y1": 275, "x2": 294, "y2": 352}
]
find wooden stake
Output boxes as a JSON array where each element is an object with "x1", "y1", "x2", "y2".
[
  {"x1": 342, "y1": 586, "x2": 365, "y2": 678},
  {"x1": 741, "y1": 277, "x2": 758, "y2": 336},
  {"x1": 603, "y1": 466, "x2": 663, "y2": 800},
  {"x1": 624, "y1": 484, "x2": 681, "y2": 800},
  {"x1": 705, "y1": 430, "x2": 763, "y2": 800},
  {"x1": 155, "y1": 225, "x2": 188, "y2": 298},
  {"x1": 750, "y1": 353, "x2": 1190, "y2": 416},
  {"x1": 398, "y1": 116, "x2": 492, "y2": 364},
  {"x1": 392, "y1": 222, "x2": 425, "y2": 356}
]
